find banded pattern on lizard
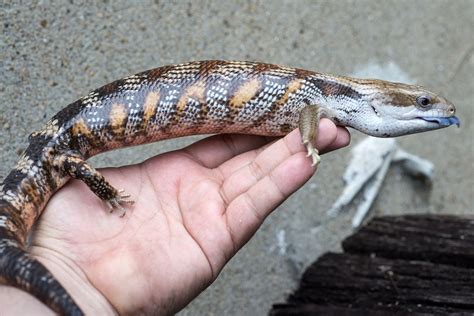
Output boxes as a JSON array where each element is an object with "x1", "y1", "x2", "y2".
[{"x1": 0, "y1": 60, "x2": 459, "y2": 315}]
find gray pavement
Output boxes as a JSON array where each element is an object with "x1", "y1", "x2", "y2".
[{"x1": 1, "y1": 1, "x2": 473, "y2": 315}]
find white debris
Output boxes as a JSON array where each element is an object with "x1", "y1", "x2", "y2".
[
  {"x1": 327, "y1": 136, "x2": 434, "y2": 228},
  {"x1": 393, "y1": 149, "x2": 434, "y2": 181}
]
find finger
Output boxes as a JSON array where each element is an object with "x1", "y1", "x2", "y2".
[
  {"x1": 224, "y1": 151, "x2": 314, "y2": 247},
  {"x1": 182, "y1": 134, "x2": 276, "y2": 168},
  {"x1": 218, "y1": 118, "x2": 338, "y2": 180},
  {"x1": 219, "y1": 129, "x2": 303, "y2": 204},
  {"x1": 319, "y1": 126, "x2": 351, "y2": 154}
]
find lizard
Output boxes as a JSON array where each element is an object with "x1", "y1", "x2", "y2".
[{"x1": 0, "y1": 60, "x2": 460, "y2": 315}]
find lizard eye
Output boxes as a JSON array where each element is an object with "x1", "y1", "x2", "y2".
[{"x1": 416, "y1": 96, "x2": 431, "y2": 108}]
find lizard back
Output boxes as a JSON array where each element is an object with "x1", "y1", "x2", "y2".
[{"x1": 49, "y1": 60, "x2": 361, "y2": 158}]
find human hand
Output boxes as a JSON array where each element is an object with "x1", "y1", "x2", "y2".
[{"x1": 1, "y1": 119, "x2": 350, "y2": 315}]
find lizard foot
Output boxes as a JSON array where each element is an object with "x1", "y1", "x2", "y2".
[{"x1": 105, "y1": 189, "x2": 135, "y2": 217}]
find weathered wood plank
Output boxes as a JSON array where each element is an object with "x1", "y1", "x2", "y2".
[
  {"x1": 343, "y1": 215, "x2": 474, "y2": 268},
  {"x1": 270, "y1": 215, "x2": 474, "y2": 315},
  {"x1": 271, "y1": 304, "x2": 398, "y2": 316}
]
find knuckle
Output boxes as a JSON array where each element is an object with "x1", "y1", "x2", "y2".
[{"x1": 248, "y1": 160, "x2": 265, "y2": 181}]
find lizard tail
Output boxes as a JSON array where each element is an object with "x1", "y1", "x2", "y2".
[{"x1": 0, "y1": 226, "x2": 84, "y2": 315}]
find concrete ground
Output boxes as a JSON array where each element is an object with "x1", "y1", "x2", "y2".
[{"x1": 1, "y1": 1, "x2": 472, "y2": 315}]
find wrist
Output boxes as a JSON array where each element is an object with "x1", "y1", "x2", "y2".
[
  {"x1": 0, "y1": 285, "x2": 54, "y2": 315},
  {"x1": 28, "y1": 245, "x2": 117, "y2": 315}
]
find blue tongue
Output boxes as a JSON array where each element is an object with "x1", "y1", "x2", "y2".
[{"x1": 422, "y1": 116, "x2": 460, "y2": 127}]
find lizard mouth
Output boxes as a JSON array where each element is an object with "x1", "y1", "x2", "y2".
[{"x1": 418, "y1": 116, "x2": 460, "y2": 127}]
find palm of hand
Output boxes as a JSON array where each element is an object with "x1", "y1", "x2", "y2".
[{"x1": 30, "y1": 121, "x2": 349, "y2": 314}]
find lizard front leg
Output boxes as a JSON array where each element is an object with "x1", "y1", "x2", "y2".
[
  {"x1": 298, "y1": 104, "x2": 323, "y2": 166},
  {"x1": 53, "y1": 153, "x2": 134, "y2": 216}
]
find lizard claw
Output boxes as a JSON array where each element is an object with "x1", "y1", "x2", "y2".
[
  {"x1": 305, "y1": 143, "x2": 320, "y2": 167},
  {"x1": 105, "y1": 189, "x2": 135, "y2": 217}
]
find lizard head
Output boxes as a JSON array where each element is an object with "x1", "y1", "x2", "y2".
[{"x1": 362, "y1": 81, "x2": 460, "y2": 137}]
